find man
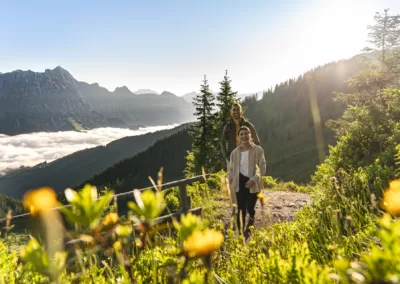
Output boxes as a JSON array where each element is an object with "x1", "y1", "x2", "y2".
[{"x1": 220, "y1": 103, "x2": 260, "y2": 169}]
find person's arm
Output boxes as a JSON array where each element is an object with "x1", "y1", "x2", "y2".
[
  {"x1": 227, "y1": 151, "x2": 237, "y2": 207},
  {"x1": 220, "y1": 125, "x2": 229, "y2": 161},
  {"x1": 250, "y1": 148, "x2": 266, "y2": 183},
  {"x1": 248, "y1": 122, "x2": 261, "y2": 146},
  {"x1": 227, "y1": 151, "x2": 234, "y2": 183}
]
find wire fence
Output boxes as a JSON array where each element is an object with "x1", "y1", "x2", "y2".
[{"x1": 0, "y1": 174, "x2": 210, "y2": 225}]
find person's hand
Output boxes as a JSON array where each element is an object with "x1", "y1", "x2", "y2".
[{"x1": 245, "y1": 180, "x2": 255, "y2": 188}]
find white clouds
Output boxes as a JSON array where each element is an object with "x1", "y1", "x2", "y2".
[{"x1": 0, "y1": 125, "x2": 177, "y2": 176}]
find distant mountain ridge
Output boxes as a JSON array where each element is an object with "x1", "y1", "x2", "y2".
[
  {"x1": 181, "y1": 90, "x2": 218, "y2": 103},
  {"x1": 181, "y1": 90, "x2": 262, "y2": 104},
  {"x1": 0, "y1": 67, "x2": 111, "y2": 135},
  {"x1": 0, "y1": 67, "x2": 194, "y2": 135},
  {"x1": 133, "y1": 89, "x2": 159, "y2": 95}
]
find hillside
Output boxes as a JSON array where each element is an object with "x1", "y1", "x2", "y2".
[
  {"x1": 0, "y1": 125, "x2": 187, "y2": 198},
  {"x1": 83, "y1": 127, "x2": 192, "y2": 194},
  {"x1": 0, "y1": 194, "x2": 23, "y2": 219},
  {"x1": 244, "y1": 55, "x2": 367, "y2": 182}
]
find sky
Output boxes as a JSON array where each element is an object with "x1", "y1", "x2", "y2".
[
  {"x1": 1, "y1": 0, "x2": 399, "y2": 96},
  {"x1": 0, "y1": 125, "x2": 177, "y2": 175}
]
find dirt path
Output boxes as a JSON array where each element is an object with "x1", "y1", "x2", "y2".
[
  {"x1": 254, "y1": 190, "x2": 312, "y2": 229},
  {"x1": 221, "y1": 190, "x2": 312, "y2": 230}
]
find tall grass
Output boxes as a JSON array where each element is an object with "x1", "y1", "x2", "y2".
[{"x1": 0, "y1": 169, "x2": 399, "y2": 283}]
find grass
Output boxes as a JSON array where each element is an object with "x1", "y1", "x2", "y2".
[{"x1": 0, "y1": 171, "x2": 398, "y2": 283}]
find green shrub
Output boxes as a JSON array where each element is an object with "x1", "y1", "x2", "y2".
[
  {"x1": 263, "y1": 176, "x2": 278, "y2": 188},
  {"x1": 206, "y1": 172, "x2": 222, "y2": 190},
  {"x1": 282, "y1": 181, "x2": 298, "y2": 191},
  {"x1": 164, "y1": 193, "x2": 180, "y2": 214}
]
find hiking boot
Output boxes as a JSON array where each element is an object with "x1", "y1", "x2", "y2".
[
  {"x1": 244, "y1": 217, "x2": 255, "y2": 238},
  {"x1": 244, "y1": 229, "x2": 251, "y2": 240},
  {"x1": 247, "y1": 217, "x2": 255, "y2": 229}
]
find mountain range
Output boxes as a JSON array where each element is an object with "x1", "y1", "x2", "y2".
[{"x1": 0, "y1": 67, "x2": 194, "y2": 135}]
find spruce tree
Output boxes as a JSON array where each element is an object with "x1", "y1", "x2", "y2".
[
  {"x1": 212, "y1": 70, "x2": 238, "y2": 169},
  {"x1": 365, "y1": 9, "x2": 400, "y2": 66},
  {"x1": 216, "y1": 70, "x2": 238, "y2": 129},
  {"x1": 189, "y1": 75, "x2": 216, "y2": 174}
]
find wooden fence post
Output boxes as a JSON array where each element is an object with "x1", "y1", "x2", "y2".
[{"x1": 179, "y1": 184, "x2": 189, "y2": 213}]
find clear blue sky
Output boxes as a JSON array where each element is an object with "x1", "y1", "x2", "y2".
[{"x1": 1, "y1": 0, "x2": 399, "y2": 95}]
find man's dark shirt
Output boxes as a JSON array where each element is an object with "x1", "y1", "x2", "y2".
[{"x1": 220, "y1": 117, "x2": 260, "y2": 161}]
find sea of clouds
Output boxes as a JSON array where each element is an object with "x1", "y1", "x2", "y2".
[{"x1": 0, "y1": 125, "x2": 178, "y2": 176}]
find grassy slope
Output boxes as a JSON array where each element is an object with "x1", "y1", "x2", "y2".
[{"x1": 245, "y1": 55, "x2": 366, "y2": 182}]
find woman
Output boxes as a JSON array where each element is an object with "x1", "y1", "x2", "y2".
[{"x1": 228, "y1": 126, "x2": 266, "y2": 233}]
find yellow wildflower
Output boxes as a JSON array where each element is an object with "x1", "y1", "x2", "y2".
[
  {"x1": 23, "y1": 187, "x2": 57, "y2": 216},
  {"x1": 113, "y1": 241, "x2": 121, "y2": 251},
  {"x1": 382, "y1": 180, "x2": 400, "y2": 216},
  {"x1": 102, "y1": 213, "x2": 118, "y2": 226},
  {"x1": 135, "y1": 238, "x2": 142, "y2": 248},
  {"x1": 183, "y1": 230, "x2": 223, "y2": 258},
  {"x1": 257, "y1": 191, "x2": 268, "y2": 204},
  {"x1": 79, "y1": 234, "x2": 94, "y2": 243},
  {"x1": 375, "y1": 158, "x2": 380, "y2": 163}
]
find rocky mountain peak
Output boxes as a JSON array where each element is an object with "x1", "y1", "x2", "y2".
[
  {"x1": 160, "y1": 91, "x2": 176, "y2": 97},
  {"x1": 114, "y1": 85, "x2": 133, "y2": 95},
  {"x1": 133, "y1": 89, "x2": 159, "y2": 95}
]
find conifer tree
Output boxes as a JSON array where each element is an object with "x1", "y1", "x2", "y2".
[
  {"x1": 364, "y1": 9, "x2": 400, "y2": 69},
  {"x1": 189, "y1": 75, "x2": 216, "y2": 173},
  {"x1": 216, "y1": 70, "x2": 238, "y2": 129},
  {"x1": 211, "y1": 70, "x2": 238, "y2": 170}
]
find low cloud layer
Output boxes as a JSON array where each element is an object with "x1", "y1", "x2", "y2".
[{"x1": 0, "y1": 125, "x2": 177, "y2": 176}]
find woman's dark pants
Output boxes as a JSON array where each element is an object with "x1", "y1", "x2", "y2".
[{"x1": 236, "y1": 173, "x2": 258, "y2": 233}]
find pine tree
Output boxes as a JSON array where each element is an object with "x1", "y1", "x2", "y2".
[
  {"x1": 365, "y1": 9, "x2": 400, "y2": 66},
  {"x1": 216, "y1": 70, "x2": 238, "y2": 129},
  {"x1": 189, "y1": 75, "x2": 216, "y2": 174},
  {"x1": 206, "y1": 70, "x2": 238, "y2": 171},
  {"x1": 363, "y1": 9, "x2": 400, "y2": 79}
]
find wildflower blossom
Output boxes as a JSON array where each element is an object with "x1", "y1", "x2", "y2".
[
  {"x1": 257, "y1": 191, "x2": 268, "y2": 205},
  {"x1": 102, "y1": 213, "x2": 118, "y2": 226},
  {"x1": 382, "y1": 180, "x2": 400, "y2": 216},
  {"x1": 113, "y1": 241, "x2": 121, "y2": 251},
  {"x1": 23, "y1": 187, "x2": 57, "y2": 216},
  {"x1": 135, "y1": 238, "x2": 143, "y2": 248},
  {"x1": 183, "y1": 230, "x2": 223, "y2": 258}
]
